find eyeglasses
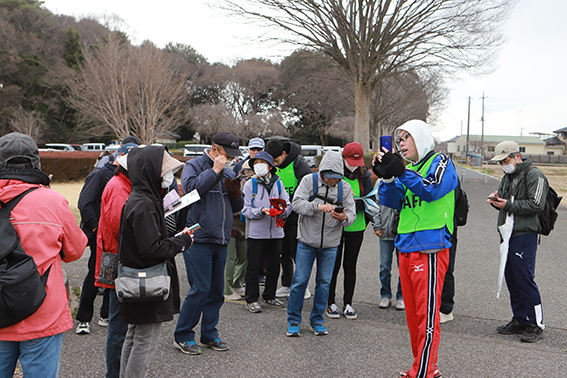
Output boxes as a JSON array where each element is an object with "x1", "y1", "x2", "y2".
[{"x1": 396, "y1": 133, "x2": 411, "y2": 144}]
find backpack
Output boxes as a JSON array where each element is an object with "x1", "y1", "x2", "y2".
[
  {"x1": 454, "y1": 178, "x2": 469, "y2": 227},
  {"x1": 250, "y1": 177, "x2": 283, "y2": 208},
  {"x1": 525, "y1": 166, "x2": 562, "y2": 236},
  {"x1": 0, "y1": 188, "x2": 51, "y2": 329},
  {"x1": 308, "y1": 172, "x2": 343, "y2": 206}
]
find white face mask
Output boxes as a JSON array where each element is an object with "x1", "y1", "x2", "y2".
[
  {"x1": 254, "y1": 163, "x2": 270, "y2": 177},
  {"x1": 162, "y1": 170, "x2": 175, "y2": 188},
  {"x1": 501, "y1": 162, "x2": 516, "y2": 174},
  {"x1": 344, "y1": 161, "x2": 358, "y2": 172}
]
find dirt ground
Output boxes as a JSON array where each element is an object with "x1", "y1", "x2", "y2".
[{"x1": 50, "y1": 181, "x2": 83, "y2": 225}]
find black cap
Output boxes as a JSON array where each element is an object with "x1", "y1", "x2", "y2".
[
  {"x1": 212, "y1": 131, "x2": 242, "y2": 157},
  {"x1": 0, "y1": 132, "x2": 41, "y2": 170},
  {"x1": 122, "y1": 135, "x2": 141, "y2": 145}
]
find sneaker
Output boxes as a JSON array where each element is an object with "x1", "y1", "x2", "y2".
[
  {"x1": 173, "y1": 340, "x2": 201, "y2": 355},
  {"x1": 264, "y1": 298, "x2": 285, "y2": 308},
  {"x1": 497, "y1": 319, "x2": 529, "y2": 335},
  {"x1": 310, "y1": 323, "x2": 328, "y2": 336},
  {"x1": 325, "y1": 304, "x2": 340, "y2": 319},
  {"x1": 201, "y1": 338, "x2": 228, "y2": 351},
  {"x1": 304, "y1": 288, "x2": 311, "y2": 299},
  {"x1": 233, "y1": 287, "x2": 246, "y2": 297},
  {"x1": 245, "y1": 301, "x2": 262, "y2": 313},
  {"x1": 439, "y1": 311, "x2": 453, "y2": 324},
  {"x1": 224, "y1": 292, "x2": 242, "y2": 301},
  {"x1": 343, "y1": 304, "x2": 357, "y2": 320},
  {"x1": 399, "y1": 368, "x2": 442, "y2": 377},
  {"x1": 258, "y1": 275, "x2": 266, "y2": 286},
  {"x1": 520, "y1": 324, "x2": 544, "y2": 343},
  {"x1": 75, "y1": 322, "x2": 90, "y2": 335},
  {"x1": 287, "y1": 323, "x2": 300, "y2": 337},
  {"x1": 395, "y1": 299, "x2": 405, "y2": 311},
  {"x1": 276, "y1": 286, "x2": 291, "y2": 298},
  {"x1": 379, "y1": 297, "x2": 391, "y2": 309},
  {"x1": 97, "y1": 317, "x2": 109, "y2": 327}
]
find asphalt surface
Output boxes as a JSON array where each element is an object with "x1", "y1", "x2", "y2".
[{"x1": 58, "y1": 165, "x2": 567, "y2": 377}]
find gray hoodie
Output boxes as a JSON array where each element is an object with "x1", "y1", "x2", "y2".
[{"x1": 292, "y1": 150, "x2": 356, "y2": 249}]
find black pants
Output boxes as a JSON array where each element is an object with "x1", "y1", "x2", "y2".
[
  {"x1": 328, "y1": 230, "x2": 364, "y2": 306},
  {"x1": 245, "y1": 238, "x2": 282, "y2": 303},
  {"x1": 440, "y1": 228, "x2": 457, "y2": 314},
  {"x1": 76, "y1": 237, "x2": 110, "y2": 322},
  {"x1": 280, "y1": 212, "x2": 299, "y2": 287}
]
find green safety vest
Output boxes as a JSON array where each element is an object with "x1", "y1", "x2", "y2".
[
  {"x1": 276, "y1": 163, "x2": 298, "y2": 197},
  {"x1": 343, "y1": 177, "x2": 366, "y2": 232},
  {"x1": 398, "y1": 153, "x2": 455, "y2": 235}
]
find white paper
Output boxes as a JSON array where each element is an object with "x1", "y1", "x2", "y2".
[{"x1": 164, "y1": 189, "x2": 201, "y2": 218}]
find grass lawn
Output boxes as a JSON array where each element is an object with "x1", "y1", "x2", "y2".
[{"x1": 50, "y1": 181, "x2": 83, "y2": 225}]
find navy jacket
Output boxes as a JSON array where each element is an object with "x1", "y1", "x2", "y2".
[{"x1": 77, "y1": 162, "x2": 115, "y2": 239}]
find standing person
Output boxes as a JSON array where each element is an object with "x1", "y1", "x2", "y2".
[
  {"x1": 174, "y1": 132, "x2": 243, "y2": 354},
  {"x1": 326, "y1": 142, "x2": 373, "y2": 320},
  {"x1": 286, "y1": 151, "x2": 355, "y2": 337},
  {"x1": 487, "y1": 141, "x2": 548, "y2": 343},
  {"x1": 265, "y1": 139, "x2": 312, "y2": 298},
  {"x1": 0, "y1": 133, "x2": 88, "y2": 378},
  {"x1": 96, "y1": 136, "x2": 141, "y2": 168},
  {"x1": 93, "y1": 143, "x2": 136, "y2": 378},
  {"x1": 373, "y1": 181, "x2": 404, "y2": 311},
  {"x1": 233, "y1": 137, "x2": 264, "y2": 174},
  {"x1": 118, "y1": 146, "x2": 193, "y2": 378},
  {"x1": 439, "y1": 220, "x2": 458, "y2": 323},
  {"x1": 373, "y1": 120, "x2": 457, "y2": 378},
  {"x1": 242, "y1": 151, "x2": 292, "y2": 313}
]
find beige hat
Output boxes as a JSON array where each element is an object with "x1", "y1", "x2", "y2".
[
  {"x1": 161, "y1": 150, "x2": 184, "y2": 177},
  {"x1": 490, "y1": 141, "x2": 519, "y2": 162}
]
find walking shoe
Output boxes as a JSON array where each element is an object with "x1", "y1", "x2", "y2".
[
  {"x1": 173, "y1": 340, "x2": 201, "y2": 355},
  {"x1": 520, "y1": 324, "x2": 544, "y2": 343},
  {"x1": 287, "y1": 323, "x2": 300, "y2": 337},
  {"x1": 276, "y1": 286, "x2": 291, "y2": 298},
  {"x1": 343, "y1": 304, "x2": 357, "y2": 320},
  {"x1": 310, "y1": 323, "x2": 328, "y2": 336},
  {"x1": 399, "y1": 368, "x2": 442, "y2": 377},
  {"x1": 439, "y1": 311, "x2": 453, "y2": 324},
  {"x1": 264, "y1": 298, "x2": 285, "y2": 308},
  {"x1": 396, "y1": 299, "x2": 405, "y2": 311},
  {"x1": 304, "y1": 288, "x2": 311, "y2": 299},
  {"x1": 233, "y1": 287, "x2": 246, "y2": 297},
  {"x1": 497, "y1": 319, "x2": 529, "y2": 335},
  {"x1": 325, "y1": 304, "x2": 340, "y2": 319},
  {"x1": 97, "y1": 317, "x2": 109, "y2": 327},
  {"x1": 245, "y1": 301, "x2": 262, "y2": 313},
  {"x1": 258, "y1": 275, "x2": 266, "y2": 286},
  {"x1": 75, "y1": 322, "x2": 90, "y2": 335},
  {"x1": 224, "y1": 292, "x2": 242, "y2": 301},
  {"x1": 201, "y1": 338, "x2": 228, "y2": 351},
  {"x1": 379, "y1": 297, "x2": 391, "y2": 309}
]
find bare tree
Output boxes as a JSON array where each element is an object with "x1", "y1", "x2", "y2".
[
  {"x1": 220, "y1": 0, "x2": 514, "y2": 151},
  {"x1": 9, "y1": 106, "x2": 46, "y2": 143},
  {"x1": 66, "y1": 33, "x2": 189, "y2": 144}
]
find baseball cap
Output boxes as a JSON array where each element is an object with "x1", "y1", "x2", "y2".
[
  {"x1": 321, "y1": 170, "x2": 343, "y2": 180},
  {"x1": 213, "y1": 131, "x2": 242, "y2": 157},
  {"x1": 119, "y1": 142, "x2": 137, "y2": 154},
  {"x1": 490, "y1": 141, "x2": 519, "y2": 162},
  {"x1": 342, "y1": 142, "x2": 364, "y2": 166},
  {"x1": 121, "y1": 135, "x2": 141, "y2": 145},
  {"x1": 0, "y1": 132, "x2": 40, "y2": 170},
  {"x1": 248, "y1": 138, "x2": 265, "y2": 149}
]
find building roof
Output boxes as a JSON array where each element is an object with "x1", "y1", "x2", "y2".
[
  {"x1": 544, "y1": 136, "x2": 566, "y2": 146},
  {"x1": 448, "y1": 135, "x2": 545, "y2": 145},
  {"x1": 553, "y1": 126, "x2": 567, "y2": 133},
  {"x1": 446, "y1": 135, "x2": 460, "y2": 142}
]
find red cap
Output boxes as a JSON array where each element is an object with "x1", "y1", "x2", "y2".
[{"x1": 342, "y1": 142, "x2": 364, "y2": 166}]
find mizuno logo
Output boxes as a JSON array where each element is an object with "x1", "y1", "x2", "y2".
[
  {"x1": 414, "y1": 264, "x2": 424, "y2": 272},
  {"x1": 515, "y1": 252, "x2": 524, "y2": 259}
]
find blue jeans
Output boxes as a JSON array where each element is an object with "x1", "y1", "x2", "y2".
[
  {"x1": 174, "y1": 243, "x2": 227, "y2": 343},
  {"x1": 0, "y1": 333, "x2": 63, "y2": 378},
  {"x1": 379, "y1": 240, "x2": 403, "y2": 301},
  {"x1": 287, "y1": 241, "x2": 338, "y2": 326},
  {"x1": 106, "y1": 288, "x2": 129, "y2": 378}
]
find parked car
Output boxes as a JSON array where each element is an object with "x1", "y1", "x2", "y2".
[
  {"x1": 81, "y1": 143, "x2": 106, "y2": 151},
  {"x1": 44, "y1": 143, "x2": 76, "y2": 151},
  {"x1": 183, "y1": 144, "x2": 211, "y2": 157},
  {"x1": 105, "y1": 144, "x2": 120, "y2": 153},
  {"x1": 301, "y1": 145, "x2": 323, "y2": 168},
  {"x1": 323, "y1": 145, "x2": 343, "y2": 153}
]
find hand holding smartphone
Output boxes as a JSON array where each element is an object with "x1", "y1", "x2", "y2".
[
  {"x1": 175, "y1": 223, "x2": 200, "y2": 237},
  {"x1": 333, "y1": 206, "x2": 344, "y2": 213},
  {"x1": 487, "y1": 196, "x2": 499, "y2": 201}
]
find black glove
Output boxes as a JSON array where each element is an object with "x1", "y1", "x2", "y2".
[
  {"x1": 372, "y1": 163, "x2": 393, "y2": 179},
  {"x1": 372, "y1": 151, "x2": 405, "y2": 179},
  {"x1": 224, "y1": 178, "x2": 242, "y2": 199}
]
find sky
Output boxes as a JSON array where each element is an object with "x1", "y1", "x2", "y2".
[{"x1": 44, "y1": 0, "x2": 567, "y2": 142}]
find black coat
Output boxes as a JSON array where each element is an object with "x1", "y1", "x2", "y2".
[{"x1": 118, "y1": 146, "x2": 192, "y2": 324}]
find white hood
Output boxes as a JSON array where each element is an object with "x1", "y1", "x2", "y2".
[{"x1": 394, "y1": 120, "x2": 435, "y2": 163}]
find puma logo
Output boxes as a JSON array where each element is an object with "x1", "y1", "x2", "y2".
[
  {"x1": 414, "y1": 264, "x2": 424, "y2": 272},
  {"x1": 515, "y1": 252, "x2": 524, "y2": 259}
]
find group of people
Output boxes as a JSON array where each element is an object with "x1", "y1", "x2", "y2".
[{"x1": 0, "y1": 118, "x2": 549, "y2": 378}]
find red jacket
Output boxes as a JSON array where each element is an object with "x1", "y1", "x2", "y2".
[
  {"x1": 0, "y1": 180, "x2": 87, "y2": 341},
  {"x1": 95, "y1": 173, "x2": 132, "y2": 289}
]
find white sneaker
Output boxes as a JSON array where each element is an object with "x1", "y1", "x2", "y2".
[
  {"x1": 76, "y1": 322, "x2": 90, "y2": 334},
  {"x1": 343, "y1": 304, "x2": 357, "y2": 320},
  {"x1": 233, "y1": 287, "x2": 246, "y2": 297},
  {"x1": 395, "y1": 299, "x2": 405, "y2": 311},
  {"x1": 440, "y1": 311, "x2": 454, "y2": 324},
  {"x1": 379, "y1": 297, "x2": 391, "y2": 309},
  {"x1": 224, "y1": 292, "x2": 242, "y2": 301},
  {"x1": 98, "y1": 317, "x2": 109, "y2": 327},
  {"x1": 304, "y1": 288, "x2": 311, "y2": 299},
  {"x1": 276, "y1": 286, "x2": 291, "y2": 298}
]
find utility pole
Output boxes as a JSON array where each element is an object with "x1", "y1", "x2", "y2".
[
  {"x1": 481, "y1": 92, "x2": 485, "y2": 160},
  {"x1": 466, "y1": 96, "x2": 471, "y2": 163}
]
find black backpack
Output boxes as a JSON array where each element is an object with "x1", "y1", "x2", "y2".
[
  {"x1": 0, "y1": 188, "x2": 51, "y2": 328},
  {"x1": 454, "y1": 178, "x2": 469, "y2": 227},
  {"x1": 525, "y1": 166, "x2": 562, "y2": 236}
]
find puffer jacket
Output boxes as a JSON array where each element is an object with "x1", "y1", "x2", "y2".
[
  {"x1": 0, "y1": 179, "x2": 87, "y2": 341},
  {"x1": 292, "y1": 151, "x2": 356, "y2": 249}
]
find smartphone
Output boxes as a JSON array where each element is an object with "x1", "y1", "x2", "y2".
[
  {"x1": 334, "y1": 207, "x2": 344, "y2": 213},
  {"x1": 487, "y1": 196, "x2": 499, "y2": 201},
  {"x1": 380, "y1": 135, "x2": 392, "y2": 152},
  {"x1": 175, "y1": 223, "x2": 201, "y2": 237}
]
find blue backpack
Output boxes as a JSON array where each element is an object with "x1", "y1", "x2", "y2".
[{"x1": 308, "y1": 172, "x2": 343, "y2": 206}]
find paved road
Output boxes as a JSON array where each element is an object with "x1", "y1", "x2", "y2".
[{"x1": 58, "y1": 165, "x2": 567, "y2": 377}]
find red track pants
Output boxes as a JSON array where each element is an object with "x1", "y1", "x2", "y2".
[{"x1": 399, "y1": 248, "x2": 449, "y2": 378}]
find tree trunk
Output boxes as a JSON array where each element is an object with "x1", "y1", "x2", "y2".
[{"x1": 353, "y1": 80, "x2": 372, "y2": 153}]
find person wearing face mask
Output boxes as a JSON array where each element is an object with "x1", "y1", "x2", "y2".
[
  {"x1": 487, "y1": 141, "x2": 548, "y2": 343},
  {"x1": 241, "y1": 151, "x2": 292, "y2": 313},
  {"x1": 326, "y1": 142, "x2": 374, "y2": 320}
]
